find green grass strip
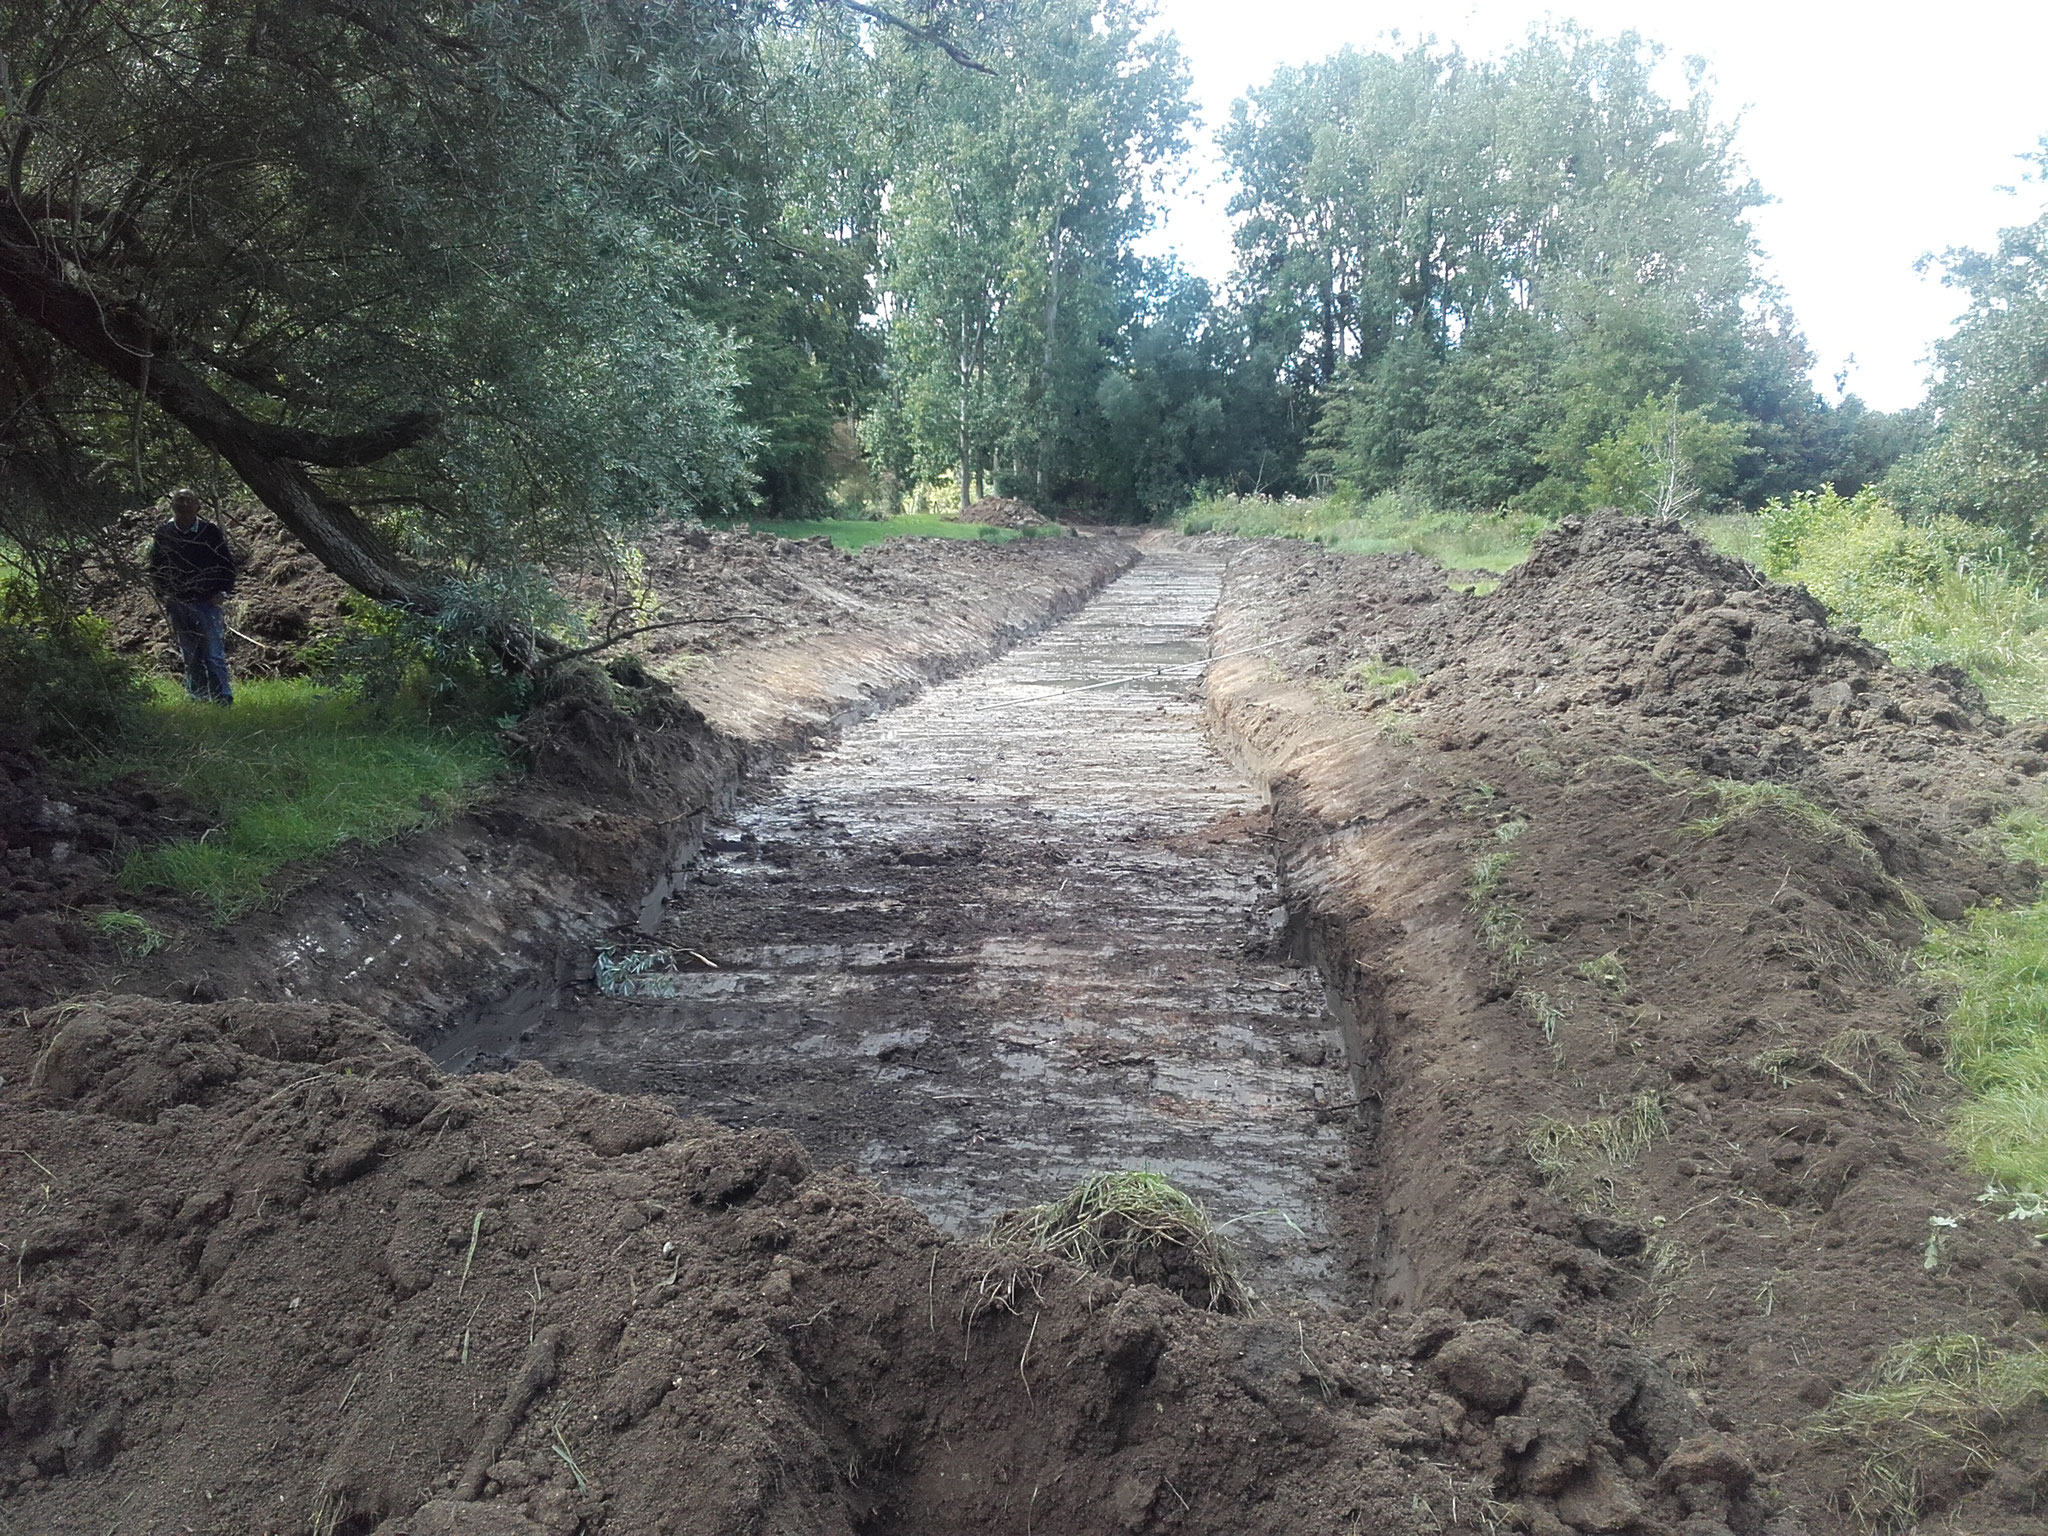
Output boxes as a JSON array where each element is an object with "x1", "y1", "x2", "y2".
[{"x1": 109, "y1": 678, "x2": 502, "y2": 921}]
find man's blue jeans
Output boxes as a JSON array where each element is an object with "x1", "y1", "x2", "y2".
[{"x1": 165, "y1": 596, "x2": 233, "y2": 704}]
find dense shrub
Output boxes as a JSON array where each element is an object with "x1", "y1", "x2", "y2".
[
  {"x1": 1755, "y1": 487, "x2": 2048, "y2": 714},
  {"x1": 0, "y1": 576, "x2": 147, "y2": 757}
]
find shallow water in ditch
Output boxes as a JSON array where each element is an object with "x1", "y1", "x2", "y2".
[{"x1": 515, "y1": 552, "x2": 1351, "y2": 1297}]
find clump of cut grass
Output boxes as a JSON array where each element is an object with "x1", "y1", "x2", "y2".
[
  {"x1": 1682, "y1": 778, "x2": 1853, "y2": 842},
  {"x1": 594, "y1": 948, "x2": 682, "y2": 999},
  {"x1": 1341, "y1": 657, "x2": 1419, "y2": 698},
  {"x1": 1526, "y1": 1092, "x2": 1668, "y2": 1208},
  {"x1": 1807, "y1": 1333, "x2": 2048, "y2": 1534},
  {"x1": 1820, "y1": 1028, "x2": 1926, "y2": 1105},
  {"x1": 1748, "y1": 1032, "x2": 1924, "y2": 1105},
  {"x1": 93, "y1": 909, "x2": 166, "y2": 958},
  {"x1": 1577, "y1": 950, "x2": 1628, "y2": 995},
  {"x1": 106, "y1": 679, "x2": 502, "y2": 921},
  {"x1": 1466, "y1": 819, "x2": 1530, "y2": 965},
  {"x1": 989, "y1": 1171, "x2": 1252, "y2": 1314},
  {"x1": 1518, "y1": 988, "x2": 1568, "y2": 1065}
]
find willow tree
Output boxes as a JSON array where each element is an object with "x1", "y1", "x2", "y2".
[{"x1": 0, "y1": 1, "x2": 904, "y2": 630}]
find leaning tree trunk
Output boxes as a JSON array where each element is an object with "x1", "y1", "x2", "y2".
[{"x1": 0, "y1": 212, "x2": 435, "y2": 609}]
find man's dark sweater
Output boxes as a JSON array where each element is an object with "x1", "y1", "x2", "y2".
[{"x1": 149, "y1": 518, "x2": 237, "y2": 604}]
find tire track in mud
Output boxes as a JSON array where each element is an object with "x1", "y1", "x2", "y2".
[{"x1": 524, "y1": 552, "x2": 1353, "y2": 1297}]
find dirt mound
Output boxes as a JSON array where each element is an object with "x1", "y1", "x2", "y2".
[
  {"x1": 1209, "y1": 517, "x2": 2048, "y2": 1534},
  {"x1": 0, "y1": 725, "x2": 213, "y2": 1012},
  {"x1": 964, "y1": 496, "x2": 1052, "y2": 530},
  {"x1": 79, "y1": 502, "x2": 355, "y2": 680},
  {"x1": 0, "y1": 994, "x2": 1778, "y2": 1535}
]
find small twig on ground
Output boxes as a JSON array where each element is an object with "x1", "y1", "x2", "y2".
[
  {"x1": 1019, "y1": 1311, "x2": 1039, "y2": 1402},
  {"x1": 459, "y1": 1209, "x2": 485, "y2": 1295}
]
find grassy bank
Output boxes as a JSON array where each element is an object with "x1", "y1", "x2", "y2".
[
  {"x1": 715, "y1": 512, "x2": 1064, "y2": 551},
  {"x1": 1177, "y1": 491, "x2": 1539, "y2": 576},
  {"x1": 106, "y1": 680, "x2": 503, "y2": 921}
]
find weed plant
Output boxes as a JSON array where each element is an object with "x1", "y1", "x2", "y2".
[
  {"x1": 1178, "y1": 489, "x2": 1541, "y2": 572},
  {"x1": 990, "y1": 1171, "x2": 1252, "y2": 1314},
  {"x1": 1526, "y1": 1093, "x2": 1667, "y2": 1209},
  {"x1": 107, "y1": 679, "x2": 502, "y2": 920},
  {"x1": 1808, "y1": 1333, "x2": 2048, "y2": 1534}
]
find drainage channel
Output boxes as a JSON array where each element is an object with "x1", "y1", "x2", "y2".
[{"x1": 483, "y1": 551, "x2": 1353, "y2": 1298}]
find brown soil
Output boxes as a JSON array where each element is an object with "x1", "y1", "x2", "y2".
[
  {"x1": 1, "y1": 991, "x2": 1763, "y2": 1536},
  {"x1": 7, "y1": 516, "x2": 2047, "y2": 1536},
  {"x1": 964, "y1": 496, "x2": 1053, "y2": 530},
  {"x1": 5, "y1": 520, "x2": 1134, "y2": 1029},
  {"x1": 1206, "y1": 515, "x2": 2048, "y2": 1535}
]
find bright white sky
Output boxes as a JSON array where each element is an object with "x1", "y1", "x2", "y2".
[{"x1": 1144, "y1": 1, "x2": 2048, "y2": 411}]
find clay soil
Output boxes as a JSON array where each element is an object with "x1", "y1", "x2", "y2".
[{"x1": 4, "y1": 517, "x2": 2047, "y2": 1536}]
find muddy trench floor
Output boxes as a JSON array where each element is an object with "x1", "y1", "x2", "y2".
[{"x1": 457, "y1": 552, "x2": 1353, "y2": 1299}]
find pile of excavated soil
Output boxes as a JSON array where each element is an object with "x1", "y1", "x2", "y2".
[
  {"x1": 0, "y1": 994, "x2": 1772, "y2": 1536},
  {"x1": 1207, "y1": 516, "x2": 2048, "y2": 1535},
  {"x1": 962, "y1": 496, "x2": 1053, "y2": 530}
]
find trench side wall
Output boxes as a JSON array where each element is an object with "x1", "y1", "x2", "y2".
[
  {"x1": 139, "y1": 539, "x2": 1140, "y2": 1043},
  {"x1": 1202, "y1": 637, "x2": 1496, "y2": 1307}
]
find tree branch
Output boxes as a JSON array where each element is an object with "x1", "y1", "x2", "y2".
[
  {"x1": 538, "y1": 613, "x2": 774, "y2": 669},
  {"x1": 834, "y1": 2, "x2": 993, "y2": 74}
]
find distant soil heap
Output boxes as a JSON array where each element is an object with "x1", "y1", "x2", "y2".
[{"x1": 963, "y1": 496, "x2": 1053, "y2": 530}]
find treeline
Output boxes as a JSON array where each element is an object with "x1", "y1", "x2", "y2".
[{"x1": 2, "y1": 4, "x2": 2041, "y2": 651}]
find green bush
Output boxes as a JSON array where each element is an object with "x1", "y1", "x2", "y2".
[
  {"x1": 1756, "y1": 486, "x2": 2048, "y2": 717},
  {"x1": 307, "y1": 590, "x2": 534, "y2": 723},
  {"x1": 1179, "y1": 489, "x2": 1542, "y2": 573},
  {"x1": 0, "y1": 574, "x2": 147, "y2": 757}
]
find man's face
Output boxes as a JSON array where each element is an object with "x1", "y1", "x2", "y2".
[{"x1": 171, "y1": 495, "x2": 199, "y2": 529}]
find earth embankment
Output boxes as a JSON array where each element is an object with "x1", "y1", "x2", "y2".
[
  {"x1": 1206, "y1": 516, "x2": 2048, "y2": 1535},
  {"x1": 6, "y1": 520, "x2": 2047, "y2": 1536}
]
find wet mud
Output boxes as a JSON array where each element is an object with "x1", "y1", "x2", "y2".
[{"x1": 472, "y1": 553, "x2": 1352, "y2": 1298}]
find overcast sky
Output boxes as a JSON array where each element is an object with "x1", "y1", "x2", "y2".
[{"x1": 1144, "y1": 1, "x2": 2048, "y2": 411}]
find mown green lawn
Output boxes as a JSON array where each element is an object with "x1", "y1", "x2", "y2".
[{"x1": 106, "y1": 679, "x2": 503, "y2": 921}]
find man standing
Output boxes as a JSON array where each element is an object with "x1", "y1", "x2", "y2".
[{"x1": 148, "y1": 488, "x2": 238, "y2": 704}]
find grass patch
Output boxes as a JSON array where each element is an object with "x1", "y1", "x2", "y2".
[
  {"x1": 1577, "y1": 950, "x2": 1628, "y2": 995},
  {"x1": 1466, "y1": 818, "x2": 1530, "y2": 966},
  {"x1": 1341, "y1": 658, "x2": 1420, "y2": 697},
  {"x1": 1178, "y1": 490, "x2": 1540, "y2": 573},
  {"x1": 1925, "y1": 898, "x2": 2048, "y2": 1193},
  {"x1": 989, "y1": 1171, "x2": 1252, "y2": 1314},
  {"x1": 711, "y1": 513, "x2": 1061, "y2": 551},
  {"x1": 93, "y1": 909, "x2": 167, "y2": 958},
  {"x1": 106, "y1": 679, "x2": 503, "y2": 921},
  {"x1": 1694, "y1": 511, "x2": 1762, "y2": 564},
  {"x1": 1680, "y1": 778, "x2": 1856, "y2": 842},
  {"x1": 1757, "y1": 486, "x2": 2048, "y2": 719},
  {"x1": 1808, "y1": 1333, "x2": 2048, "y2": 1534},
  {"x1": 1527, "y1": 1092, "x2": 1668, "y2": 1209}
]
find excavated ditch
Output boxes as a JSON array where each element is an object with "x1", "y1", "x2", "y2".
[{"x1": 454, "y1": 552, "x2": 1356, "y2": 1299}]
